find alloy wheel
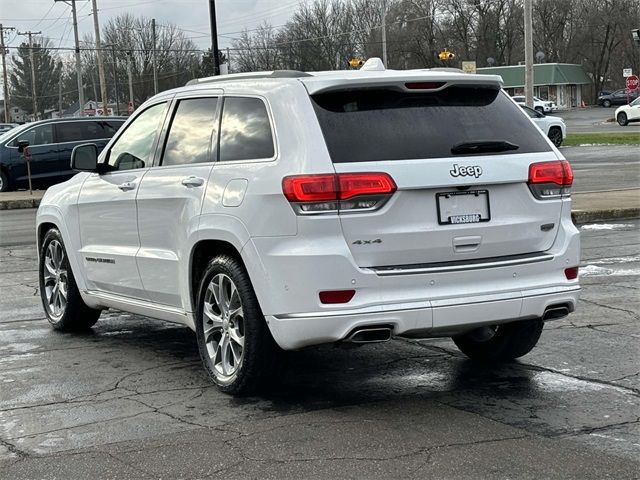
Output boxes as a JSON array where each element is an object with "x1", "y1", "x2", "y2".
[
  {"x1": 617, "y1": 113, "x2": 628, "y2": 126},
  {"x1": 202, "y1": 274, "x2": 245, "y2": 381},
  {"x1": 549, "y1": 128, "x2": 563, "y2": 147},
  {"x1": 43, "y1": 240, "x2": 68, "y2": 320}
]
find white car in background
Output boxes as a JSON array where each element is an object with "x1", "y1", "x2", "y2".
[
  {"x1": 615, "y1": 97, "x2": 640, "y2": 126},
  {"x1": 512, "y1": 95, "x2": 557, "y2": 114},
  {"x1": 521, "y1": 105, "x2": 566, "y2": 147}
]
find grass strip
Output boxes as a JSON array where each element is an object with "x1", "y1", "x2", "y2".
[{"x1": 563, "y1": 132, "x2": 640, "y2": 146}]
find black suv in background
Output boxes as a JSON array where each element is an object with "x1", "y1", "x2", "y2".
[
  {"x1": 0, "y1": 117, "x2": 126, "y2": 192},
  {"x1": 597, "y1": 89, "x2": 639, "y2": 107}
]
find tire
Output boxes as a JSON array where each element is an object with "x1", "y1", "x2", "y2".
[
  {"x1": 548, "y1": 127, "x2": 563, "y2": 147},
  {"x1": 0, "y1": 170, "x2": 9, "y2": 192},
  {"x1": 617, "y1": 112, "x2": 628, "y2": 126},
  {"x1": 195, "y1": 254, "x2": 279, "y2": 395},
  {"x1": 452, "y1": 319, "x2": 543, "y2": 361},
  {"x1": 39, "y1": 228, "x2": 101, "y2": 331},
  {"x1": 603, "y1": 100, "x2": 611, "y2": 108}
]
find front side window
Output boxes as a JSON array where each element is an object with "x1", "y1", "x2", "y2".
[
  {"x1": 12, "y1": 124, "x2": 54, "y2": 147},
  {"x1": 219, "y1": 97, "x2": 274, "y2": 162},
  {"x1": 57, "y1": 121, "x2": 125, "y2": 143},
  {"x1": 161, "y1": 98, "x2": 218, "y2": 166},
  {"x1": 107, "y1": 103, "x2": 167, "y2": 171}
]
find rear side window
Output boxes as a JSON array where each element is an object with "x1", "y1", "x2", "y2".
[
  {"x1": 219, "y1": 97, "x2": 274, "y2": 162},
  {"x1": 56, "y1": 121, "x2": 124, "y2": 143},
  {"x1": 311, "y1": 86, "x2": 551, "y2": 162},
  {"x1": 162, "y1": 97, "x2": 218, "y2": 166}
]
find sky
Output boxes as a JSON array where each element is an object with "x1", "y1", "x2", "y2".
[{"x1": 0, "y1": 0, "x2": 312, "y2": 98}]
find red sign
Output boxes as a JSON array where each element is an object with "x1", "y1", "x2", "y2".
[
  {"x1": 626, "y1": 75, "x2": 639, "y2": 90},
  {"x1": 127, "y1": 101, "x2": 134, "y2": 115}
]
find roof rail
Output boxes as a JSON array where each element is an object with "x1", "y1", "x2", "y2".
[{"x1": 186, "y1": 70, "x2": 311, "y2": 86}]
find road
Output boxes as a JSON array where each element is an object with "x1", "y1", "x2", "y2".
[
  {"x1": 556, "y1": 107, "x2": 640, "y2": 133},
  {"x1": 0, "y1": 209, "x2": 36, "y2": 247},
  {"x1": 1, "y1": 210, "x2": 639, "y2": 478},
  {"x1": 562, "y1": 145, "x2": 640, "y2": 193}
]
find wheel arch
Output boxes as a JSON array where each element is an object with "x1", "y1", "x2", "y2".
[
  {"x1": 37, "y1": 206, "x2": 88, "y2": 292},
  {"x1": 189, "y1": 239, "x2": 249, "y2": 313}
]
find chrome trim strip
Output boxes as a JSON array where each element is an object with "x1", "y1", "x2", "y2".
[
  {"x1": 276, "y1": 300, "x2": 431, "y2": 319},
  {"x1": 371, "y1": 253, "x2": 554, "y2": 276}
]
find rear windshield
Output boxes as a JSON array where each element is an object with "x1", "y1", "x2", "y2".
[{"x1": 311, "y1": 86, "x2": 551, "y2": 162}]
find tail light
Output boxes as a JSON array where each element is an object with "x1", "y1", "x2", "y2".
[
  {"x1": 528, "y1": 160, "x2": 573, "y2": 199},
  {"x1": 282, "y1": 173, "x2": 396, "y2": 214},
  {"x1": 564, "y1": 267, "x2": 579, "y2": 280},
  {"x1": 319, "y1": 290, "x2": 356, "y2": 304}
]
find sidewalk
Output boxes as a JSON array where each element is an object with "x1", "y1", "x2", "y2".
[
  {"x1": 0, "y1": 190, "x2": 44, "y2": 210},
  {"x1": 1, "y1": 187, "x2": 639, "y2": 224}
]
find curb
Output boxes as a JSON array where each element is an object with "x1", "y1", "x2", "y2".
[
  {"x1": 571, "y1": 207, "x2": 640, "y2": 225},
  {"x1": 0, "y1": 198, "x2": 41, "y2": 210}
]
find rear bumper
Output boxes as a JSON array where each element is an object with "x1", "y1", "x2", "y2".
[{"x1": 266, "y1": 285, "x2": 580, "y2": 350}]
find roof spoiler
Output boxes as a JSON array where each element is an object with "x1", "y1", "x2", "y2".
[{"x1": 300, "y1": 74, "x2": 503, "y2": 95}]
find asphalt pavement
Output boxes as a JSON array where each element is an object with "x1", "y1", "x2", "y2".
[
  {"x1": 561, "y1": 145, "x2": 640, "y2": 192},
  {"x1": 556, "y1": 107, "x2": 640, "y2": 133},
  {"x1": 0, "y1": 217, "x2": 639, "y2": 479}
]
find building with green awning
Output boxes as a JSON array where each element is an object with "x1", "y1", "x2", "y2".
[{"x1": 477, "y1": 63, "x2": 592, "y2": 109}]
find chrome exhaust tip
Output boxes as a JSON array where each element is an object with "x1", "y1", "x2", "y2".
[
  {"x1": 542, "y1": 305, "x2": 570, "y2": 321},
  {"x1": 345, "y1": 327, "x2": 393, "y2": 344}
]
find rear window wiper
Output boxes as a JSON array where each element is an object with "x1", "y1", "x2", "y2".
[{"x1": 451, "y1": 141, "x2": 520, "y2": 155}]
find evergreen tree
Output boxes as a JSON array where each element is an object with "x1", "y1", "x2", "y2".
[{"x1": 9, "y1": 38, "x2": 62, "y2": 118}]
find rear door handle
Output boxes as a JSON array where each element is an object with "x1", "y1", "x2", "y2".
[
  {"x1": 117, "y1": 181, "x2": 136, "y2": 191},
  {"x1": 181, "y1": 176, "x2": 205, "y2": 187}
]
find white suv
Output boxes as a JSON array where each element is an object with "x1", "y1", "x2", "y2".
[
  {"x1": 36, "y1": 60, "x2": 580, "y2": 394},
  {"x1": 512, "y1": 95, "x2": 557, "y2": 114}
]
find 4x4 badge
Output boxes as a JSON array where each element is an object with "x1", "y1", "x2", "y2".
[{"x1": 450, "y1": 164, "x2": 483, "y2": 178}]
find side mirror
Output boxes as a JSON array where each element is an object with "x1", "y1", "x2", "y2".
[
  {"x1": 71, "y1": 143, "x2": 100, "y2": 172},
  {"x1": 17, "y1": 140, "x2": 29, "y2": 153}
]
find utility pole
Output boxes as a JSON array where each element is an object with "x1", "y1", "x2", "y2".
[
  {"x1": 107, "y1": 45, "x2": 120, "y2": 115},
  {"x1": 58, "y1": 61, "x2": 63, "y2": 116},
  {"x1": 208, "y1": 0, "x2": 220, "y2": 75},
  {"x1": 90, "y1": 0, "x2": 108, "y2": 115},
  {"x1": 0, "y1": 24, "x2": 16, "y2": 123},
  {"x1": 151, "y1": 18, "x2": 158, "y2": 94},
  {"x1": 381, "y1": 0, "x2": 388, "y2": 67},
  {"x1": 524, "y1": 0, "x2": 534, "y2": 108},
  {"x1": 18, "y1": 31, "x2": 41, "y2": 120},
  {"x1": 226, "y1": 47, "x2": 230, "y2": 74},
  {"x1": 56, "y1": 0, "x2": 86, "y2": 116},
  {"x1": 127, "y1": 51, "x2": 134, "y2": 108}
]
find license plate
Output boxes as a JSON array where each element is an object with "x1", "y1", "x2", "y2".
[{"x1": 436, "y1": 190, "x2": 490, "y2": 225}]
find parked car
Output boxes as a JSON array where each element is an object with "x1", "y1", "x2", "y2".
[
  {"x1": 36, "y1": 61, "x2": 580, "y2": 395},
  {"x1": 0, "y1": 123, "x2": 19, "y2": 134},
  {"x1": 614, "y1": 97, "x2": 640, "y2": 126},
  {"x1": 597, "y1": 89, "x2": 639, "y2": 107},
  {"x1": 0, "y1": 117, "x2": 126, "y2": 192},
  {"x1": 512, "y1": 95, "x2": 557, "y2": 113},
  {"x1": 520, "y1": 105, "x2": 566, "y2": 146}
]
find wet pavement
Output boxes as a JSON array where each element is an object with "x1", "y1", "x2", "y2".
[{"x1": 0, "y1": 221, "x2": 639, "y2": 479}]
